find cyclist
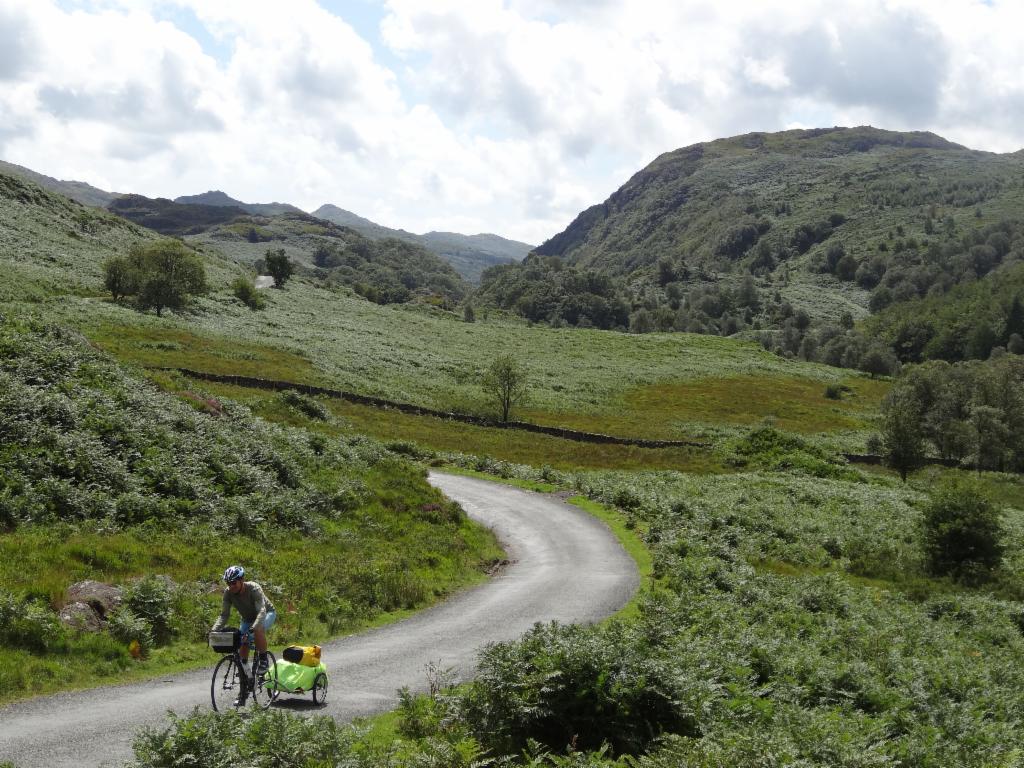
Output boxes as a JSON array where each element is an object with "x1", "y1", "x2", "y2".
[{"x1": 211, "y1": 565, "x2": 276, "y2": 678}]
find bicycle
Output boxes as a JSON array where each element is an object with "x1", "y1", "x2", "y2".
[{"x1": 209, "y1": 627, "x2": 279, "y2": 711}]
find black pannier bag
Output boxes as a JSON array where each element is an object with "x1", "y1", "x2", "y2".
[
  {"x1": 209, "y1": 628, "x2": 241, "y2": 653},
  {"x1": 282, "y1": 645, "x2": 305, "y2": 663}
]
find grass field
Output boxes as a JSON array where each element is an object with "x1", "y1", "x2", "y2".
[{"x1": 12, "y1": 277, "x2": 889, "y2": 448}]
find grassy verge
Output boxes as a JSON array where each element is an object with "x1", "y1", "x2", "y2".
[{"x1": 0, "y1": 479, "x2": 504, "y2": 706}]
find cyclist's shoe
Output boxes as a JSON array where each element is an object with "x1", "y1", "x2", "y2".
[{"x1": 256, "y1": 656, "x2": 269, "y2": 677}]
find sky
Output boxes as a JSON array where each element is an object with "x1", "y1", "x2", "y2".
[{"x1": 1, "y1": 0, "x2": 1023, "y2": 245}]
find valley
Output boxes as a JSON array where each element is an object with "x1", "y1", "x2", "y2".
[{"x1": 1, "y1": 126, "x2": 1023, "y2": 766}]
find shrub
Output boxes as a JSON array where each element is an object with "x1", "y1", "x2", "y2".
[
  {"x1": 124, "y1": 575, "x2": 174, "y2": 644},
  {"x1": 460, "y1": 622, "x2": 694, "y2": 756},
  {"x1": 278, "y1": 390, "x2": 330, "y2": 421},
  {"x1": 0, "y1": 590, "x2": 67, "y2": 652},
  {"x1": 231, "y1": 277, "x2": 266, "y2": 310},
  {"x1": 130, "y1": 709, "x2": 363, "y2": 768},
  {"x1": 922, "y1": 479, "x2": 1004, "y2": 583},
  {"x1": 107, "y1": 607, "x2": 154, "y2": 655}
]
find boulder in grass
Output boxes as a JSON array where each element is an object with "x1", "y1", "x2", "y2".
[
  {"x1": 59, "y1": 601, "x2": 103, "y2": 632},
  {"x1": 66, "y1": 581, "x2": 122, "y2": 619}
]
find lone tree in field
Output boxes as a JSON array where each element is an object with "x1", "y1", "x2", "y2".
[
  {"x1": 264, "y1": 248, "x2": 294, "y2": 288},
  {"x1": 880, "y1": 386, "x2": 926, "y2": 481},
  {"x1": 923, "y1": 478, "x2": 1004, "y2": 583},
  {"x1": 102, "y1": 255, "x2": 137, "y2": 301},
  {"x1": 124, "y1": 239, "x2": 207, "y2": 316},
  {"x1": 482, "y1": 354, "x2": 528, "y2": 422}
]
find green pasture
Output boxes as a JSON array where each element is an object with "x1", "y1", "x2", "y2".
[
  {"x1": 17, "y1": 277, "x2": 889, "y2": 446},
  {"x1": 161, "y1": 377, "x2": 725, "y2": 473}
]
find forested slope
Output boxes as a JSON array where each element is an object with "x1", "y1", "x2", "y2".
[{"x1": 476, "y1": 127, "x2": 1024, "y2": 369}]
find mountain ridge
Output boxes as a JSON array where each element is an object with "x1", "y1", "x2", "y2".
[
  {"x1": 0, "y1": 159, "x2": 119, "y2": 208},
  {"x1": 312, "y1": 203, "x2": 533, "y2": 283}
]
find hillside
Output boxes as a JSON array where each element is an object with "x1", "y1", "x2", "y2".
[
  {"x1": 313, "y1": 203, "x2": 532, "y2": 283},
  {"x1": 0, "y1": 171, "x2": 157, "y2": 301},
  {"x1": 7, "y1": 133, "x2": 1024, "y2": 768},
  {"x1": 0, "y1": 159, "x2": 118, "y2": 208},
  {"x1": 0, "y1": 165, "x2": 883, "y2": 453},
  {"x1": 0, "y1": 312, "x2": 500, "y2": 703},
  {"x1": 108, "y1": 193, "x2": 250, "y2": 236},
  {"x1": 478, "y1": 126, "x2": 1024, "y2": 368},
  {"x1": 187, "y1": 210, "x2": 468, "y2": 304}
]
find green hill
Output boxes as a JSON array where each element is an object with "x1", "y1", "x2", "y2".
[
  {"x1": 478, "y1": 126, "x2": 1024, "y2": 368},
  {"x1": 187, "y1": 210, "x2": 469, "y2": 304},
  {"x1": 0, "y1": 164, "x2": 883, "y2": 453}
]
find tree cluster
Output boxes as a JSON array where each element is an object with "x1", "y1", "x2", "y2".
[
  {"x1": 879, "y1": 354, "x2": 1024, "y2": 473},
  {"x1": 312, "y1": 236, "x2": 465, "y2": 305},
  {"x1": 475, "y1": 254, "x2": 630, "y2": 330},
  {"x1": 102, "y1": 239, "x2": 207, "y2": 316}
]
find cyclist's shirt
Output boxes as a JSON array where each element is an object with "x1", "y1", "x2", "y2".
[{"x1": 212, "y1": 581, "x2": 275, "y2": 630}]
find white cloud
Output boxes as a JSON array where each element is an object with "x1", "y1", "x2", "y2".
[{"x1": 0, "y1": 0, "x2": 1023, "y2": 245}]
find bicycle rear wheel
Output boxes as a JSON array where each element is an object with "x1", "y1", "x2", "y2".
[
  {"x1": 249, "y1": 651, "x2": 279, "y2": 710},
  {"x1": 211, "y1": 655, "x2": 246, "y2": 711}
]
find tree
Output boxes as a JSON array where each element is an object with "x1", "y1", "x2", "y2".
[
  {"x1": 264, "y1": 249, "x2": 294, "y2": 289},
  {"x1": 463, "y1": 303, "x2": 475, "y2": 323},
  {"x1": 102, "y1": 256, "x2": 137, "y2": 301},
  {"x1": 922, "y1": 478, "x2": 1004, "y2": 583},
  {"x1": 482, "y1": 354, "x2": 528, "y2": 422},
  {"x1": 880, "y1": 387, "x2": 926, "y2": 481},
  {"x1": 970, "y1": 404, "x2": 1008, "y2": 471},
  {"x1": 1004, "y1": 295, "x2": 1024, "y2": 343},
  {"x1": 129, "y1": 240, "x2": 207, "y2": 317},
  {"x1": 859, "y1": 344, "x2": 897, "y2": 378},
  {"x1": 835, "y1": 253, "x2": 858, "y2": 281}
]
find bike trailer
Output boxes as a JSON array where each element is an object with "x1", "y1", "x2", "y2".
[{"x1": 266, "y1": 659, "x2": 329, "y2": 702}]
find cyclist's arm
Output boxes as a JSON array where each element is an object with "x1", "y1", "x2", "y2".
[
  {"x1": 211, "y1": 591, "x2": 231, "y2": 631},
  {"x1": 251, "y1": 584, "x2": 268, "y2": 628}
]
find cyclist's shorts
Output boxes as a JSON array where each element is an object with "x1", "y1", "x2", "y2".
[{"x1": 240, "y1": 610, "x2": 277, "y2": 641}]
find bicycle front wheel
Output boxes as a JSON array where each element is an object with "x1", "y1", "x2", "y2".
[
  {"x1": 211, "y1": 655, "x2": 246, "y2": 712},
  {"x1": 249, "y1": 651, "x2": 278, "y2": 710}
]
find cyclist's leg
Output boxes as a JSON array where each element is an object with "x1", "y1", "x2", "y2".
[
  {"x1": 253, "y1": 611, "x2": 276, "y2": 675},
  {"x1": 254, "y1": 610, "x2": 276, "y2": 653},
  {"x1": 238, "y1": 619, "x2": 253, "y2": 664}
]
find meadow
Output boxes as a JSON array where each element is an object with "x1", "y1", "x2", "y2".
[{"x1": 17, "y1": 281, "x2": 885, "y2": 451}]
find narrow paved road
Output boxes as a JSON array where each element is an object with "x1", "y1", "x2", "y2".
[{"x1": 0, "y1": 472, "x2": 639, "y2": 767}]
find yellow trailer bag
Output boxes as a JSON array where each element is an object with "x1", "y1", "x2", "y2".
[{"x1": 282, "y1": 644, "x2": 322, "y2": 667}]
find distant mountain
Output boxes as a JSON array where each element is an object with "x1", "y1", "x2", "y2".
[
  {"x1": 0, "y1": 159, "x2": 118, "y2": 208},
  {"x1": 312, "y1": 204, "x2": 532, "y2": 283},
  {"x1": 108, "y1": 194, "x2": 249, "y2": 236},
  {"x1": 535, "y1": 126, "x2": 970, "y2": 273},
  {"x1": 312, "y1": 204, "x2": 398, "y2": 239},
  {"x1": 174, "y1": 190, "x2": 303, "y2": 217}
]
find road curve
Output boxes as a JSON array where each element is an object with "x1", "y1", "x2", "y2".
[{"x1": 0, "y1": 472, "x2": 639, "y2": 768}]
